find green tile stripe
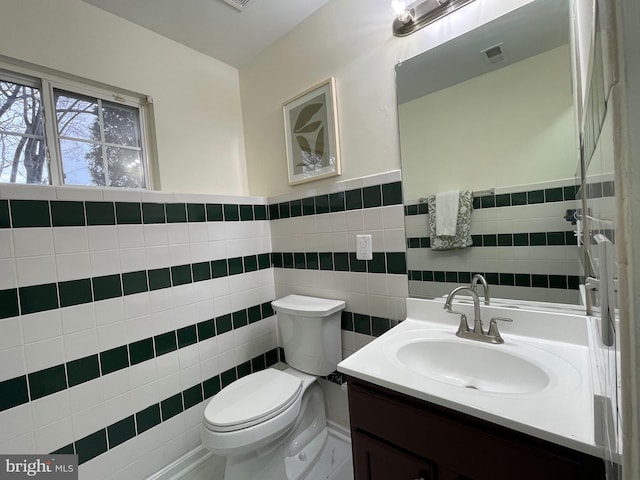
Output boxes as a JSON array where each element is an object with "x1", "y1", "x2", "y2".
[
  {"x1": 404, "y1": 184, "x2": 580, "y2": 216},
  {"x1": 340, "y1": 311, "x2": 400, "y2": 337},
  {"x1": 0, "y1": 253, "x2": 272, "y2": 320},
  {"x1": 407, "y1": 231, "x2": 579, "y2": 249},
  {"x1": 267, "y1": 181, "x2": 403, "y2": 220},
  {"x1": 408, "y1": 270, "x2": 580, "y2": 290},
  {"x1": 2, "y1": 181, "x2": 403, "y2": 230},
  {"x1": 271, "y1": 251, "x2": 407, "y2": 275},
  {"x1": 323, "y1": 311, "x2": 402, "y2": 388},
  {"x1": 585, "y1": 180, "x2": 615, "y2": 199},
  {"x1": 0, "y1": 300, "x2": 275, "y2": 412},
  {"x1": 1, "y1": 199, "x2": 269, "y2": 229},
  {"x1": 49, "y1": 347, "x2": 283, "y2": 464}
]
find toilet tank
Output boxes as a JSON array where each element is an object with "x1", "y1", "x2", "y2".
[{"x1": 271, "y1": 295, "x2": 345, "y2": 376}]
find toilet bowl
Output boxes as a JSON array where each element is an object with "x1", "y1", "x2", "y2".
[{"x1": 201, "y1": 295, "x2": 345, "y2": 480}]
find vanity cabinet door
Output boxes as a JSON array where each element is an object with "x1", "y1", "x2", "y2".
[
  {"x1": 347, "y1": 378, "x2": 605, "y2": 480},
  {"x1": 352, "y1": 430, "x2": 434, "y2": 480}
]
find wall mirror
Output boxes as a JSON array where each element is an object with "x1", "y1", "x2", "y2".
[{"x1": 397, "y1": 0, "x2": 584, "y2": 307}]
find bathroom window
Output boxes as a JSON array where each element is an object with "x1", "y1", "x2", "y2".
[{"x1": 0, "y1": 67, "x2": 153, "y2": 188}]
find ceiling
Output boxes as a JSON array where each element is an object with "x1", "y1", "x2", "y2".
[
  {"x1": 396, "y1": 0, "x2": 570, "y2": 104},
  {"x1": 81, "y1": 0, "x2": 330, "y2": 68}
]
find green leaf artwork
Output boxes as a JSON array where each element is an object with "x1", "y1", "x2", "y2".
[
  {"x1": 296, "y1": 136, "x2": 311, "y2": 155},
  {"x1": 292, "y1": 101, "x2": 326, "y2": 173},
  {"x1": 314, "y1": 126, "x2": 324, "y2": 159},
  {"x1": 293, "y1": 103, "x2": 322, "y2": 132},
  {"x1": 295, "y1": 121, "x2": 322, "y2": 134}
]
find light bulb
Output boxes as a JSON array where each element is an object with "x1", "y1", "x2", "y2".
[{"x1": 392, "y1": 0, "x2": 412, "y2": 24}]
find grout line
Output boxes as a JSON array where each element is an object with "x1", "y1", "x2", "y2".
[
  {"x1": 52, "y1": 346, "x2": 284, "y2": 464},
  {"x1": 0, "y1": 300, "x2": 275, "y2": 412},
  {"x1": 408, "y1": 271, "x2": 581, "y2": 290}
]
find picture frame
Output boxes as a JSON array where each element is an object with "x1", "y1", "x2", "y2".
[{"x1": 283, "y1": 77, "x2": 341, "y2": 185}]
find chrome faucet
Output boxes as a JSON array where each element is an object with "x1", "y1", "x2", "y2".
[
  {"x1": 443, "y1": 285, "x2": 512, "y2": 344},
  {"x1": 470, "y1": 274, "x2": 490, "y2": 305}
]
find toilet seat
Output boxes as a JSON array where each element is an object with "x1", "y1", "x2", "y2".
[{"x1": 204, "y1": 369, "x2": 303, "y2": 432}]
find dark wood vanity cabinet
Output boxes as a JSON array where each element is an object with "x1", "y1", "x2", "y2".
[{"x1": 347, "y1": 377, "x2": 605, "y2": 480}]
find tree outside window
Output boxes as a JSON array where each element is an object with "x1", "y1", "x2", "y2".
[{"x1": 0, "y1": 71, "x2": 149, "y2": 188}]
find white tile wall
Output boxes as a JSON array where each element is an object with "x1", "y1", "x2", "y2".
[
  {"x1": 406, "y1": 179, "x2": 581, "y2": 304},
  {"x1": 0, "y1": 171, "x2": 408, "y2": 477},
  {"x1": 0, "y1": 185, "x2": 281, "y2": 476}
]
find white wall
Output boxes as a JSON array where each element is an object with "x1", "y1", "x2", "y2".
[
  {"x1": 0, "y1": 0, "x2": 248, "y2": 196},
  {"x1": 240, "y1": 0, "x2": 535, "y2": 197},
  {"x1": 616, "y1": 0, "x2": 640, "y2": 477},
  {"x1": 399, "y1": 45, "x2": 575, "y2": 200},
  {"x1": 573, "y1": 0, "x2": 595, "y2": 111}
]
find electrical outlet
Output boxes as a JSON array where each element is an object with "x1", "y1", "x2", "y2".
[{"x1": 356, "y1": 234, "x2": 373, "y2": 260}]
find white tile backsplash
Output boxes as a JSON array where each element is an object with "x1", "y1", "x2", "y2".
[
  {"x1": 22, "y1": 310, "x2": 63, "y2": 344},
  {"x1": 0, "y1": 346, "x2": 26, "y2": 381},
  {"x1": 25, "y1": 336, "x2": 65, "y2": 372},
  {"x1": 143, "y1": 224, "x2": 169, "y2": 246},
  {"x1": 90, "y1": 249, "x2": 123, "y2": 277},
  {"x1": 13, "y1": 228, "x2": 54, "y2": 257},
  {"x1": 145, "y1": 245, "x2": 171, "y2": 269},
  {"x1": 16, "y1": 256, "x2": 57, "y2": 286},
  {"x1": 56, "y1": 253, "x2": 92, "y2": 282},
  {"x1": 0, "y1": 404, "x2": 34, "y2": 444},
  {"x1": 55, "y1": 186, "x2": 103, "y2": 201},
  {"x1": 0, "y1": 317, "x2": 24, "y2": 350},
  {"x1": 97, "y1": 321, "x2": 128, "y2": 351},
  {"x1": 31, "y1": 390, "x2": 72, "y2": 429},
  {"x1": 0, "y1": 230, "x2": 14, "y2": 259},
  {"x1": 0, "y1": 433, "x2": 36, "y2": 455},
  {"x1": 123, "y1": 292, "x2": 152, "y2": 320},
  {"x1": 0, "y1": 259, "x2": 17, "y2": 290},
  {"x1": 53, "y1": 226, "x2": 89, "y2": 254},
  {"x1": 71, "y1": 402, "x2": 108, "y2": 440},
  {"x1": 188, "y1": 223, "x2": 209, "y2": 243},
  {"x1": 0, "y1": 172, "x2": 407, "y2": 475},
  {"x1": 117, "y1": 224, "x2": 146, "y2": 249},
  {"x1": 88, "y1": 226, "x2": 119, "y2": 251},
  {"x1": 0, "y1": 184, "x2": 56, "y2": 200},
  {"x1": 34, "y1": 418, "x2": 74, "y2": 453}
]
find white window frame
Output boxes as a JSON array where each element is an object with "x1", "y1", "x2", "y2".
[{"x1": 0, "y1": 60, "x2": 155, "y2": 189}]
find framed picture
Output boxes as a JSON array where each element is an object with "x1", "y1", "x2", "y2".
[{"x1": 283, "y1": 78, "x2": 341, "y2": 185}]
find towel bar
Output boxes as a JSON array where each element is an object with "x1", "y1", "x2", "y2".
[{"x1": 418, "y1": 188, "x2": 495, "y2": 204}]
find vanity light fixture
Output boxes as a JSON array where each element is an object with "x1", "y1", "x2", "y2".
[
  {"x1": 392, "y1": 0, "x2": 477, "y2": 37},
  {"x1": 391, "y1": 0, "x2": 413, "y2": 24}
]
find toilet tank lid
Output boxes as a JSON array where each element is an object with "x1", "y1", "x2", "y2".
[{"x1": 272, "y1": 295, "x2": 345, "y2": 317}]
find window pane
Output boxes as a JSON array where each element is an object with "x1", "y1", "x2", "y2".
[
  {"x1": 107, "y1": 146, "x2": 144, "y2": 188},
  {"x1": 0, "y1": 135, "x2": 48, "y2": 184},
  {"x1": 103, "y1": 102, "x2": 141, "y2": 147},
  {"x1": 55, "y1": 91, "x2": 99, "y2": 141},
  {"x1": 0, "y1": 80, "x2": 48, "y2": 184},
  {"x1": 60, "y1": 139, "x2": 105, "y2": 186}
]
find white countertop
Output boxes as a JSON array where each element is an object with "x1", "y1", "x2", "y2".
[{"x1": 338, "y1": 298, "x2": 604, "y2": 458}]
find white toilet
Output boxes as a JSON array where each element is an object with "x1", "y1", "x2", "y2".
[{"x1": 201, "y1": 294, "x2": 345, "y2": 480}]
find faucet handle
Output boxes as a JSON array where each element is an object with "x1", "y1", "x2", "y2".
[
  {"x1": 447, "y1": 309, "x2": 470, "y2": 334},
  {"x1": 488, "y1": 317, "x2": 513, "y2": 342}
]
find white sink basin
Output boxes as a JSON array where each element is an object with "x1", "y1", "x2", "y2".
[
  {"x1": 383, "y1": 329, "x2": 582, "y2": 397},
  {"x1": 338, "y1": 299, "x2": 596, "y2": 456},
  {"x1": 395, "y1": 339, "x2": 549, "y2": 394}
]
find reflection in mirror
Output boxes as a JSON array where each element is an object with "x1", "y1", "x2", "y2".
[{"x1": 397, "y1": 0, "x2": 583, "y2": 306}]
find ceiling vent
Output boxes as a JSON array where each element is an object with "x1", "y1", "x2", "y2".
[
  {"x1": 481, "y1": 43, "x2": 506, "y2": 65},
  {"x1": 222, "y1": 0, "x2": 255, "y2": 11}
]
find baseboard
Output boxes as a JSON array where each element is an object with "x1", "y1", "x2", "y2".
[
  {"x1": 147, "y1": 422, "x2": 351, "y2": 480},
  {"x1": 146, "y1": 444, "x2": 223, "y2": 480}
]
